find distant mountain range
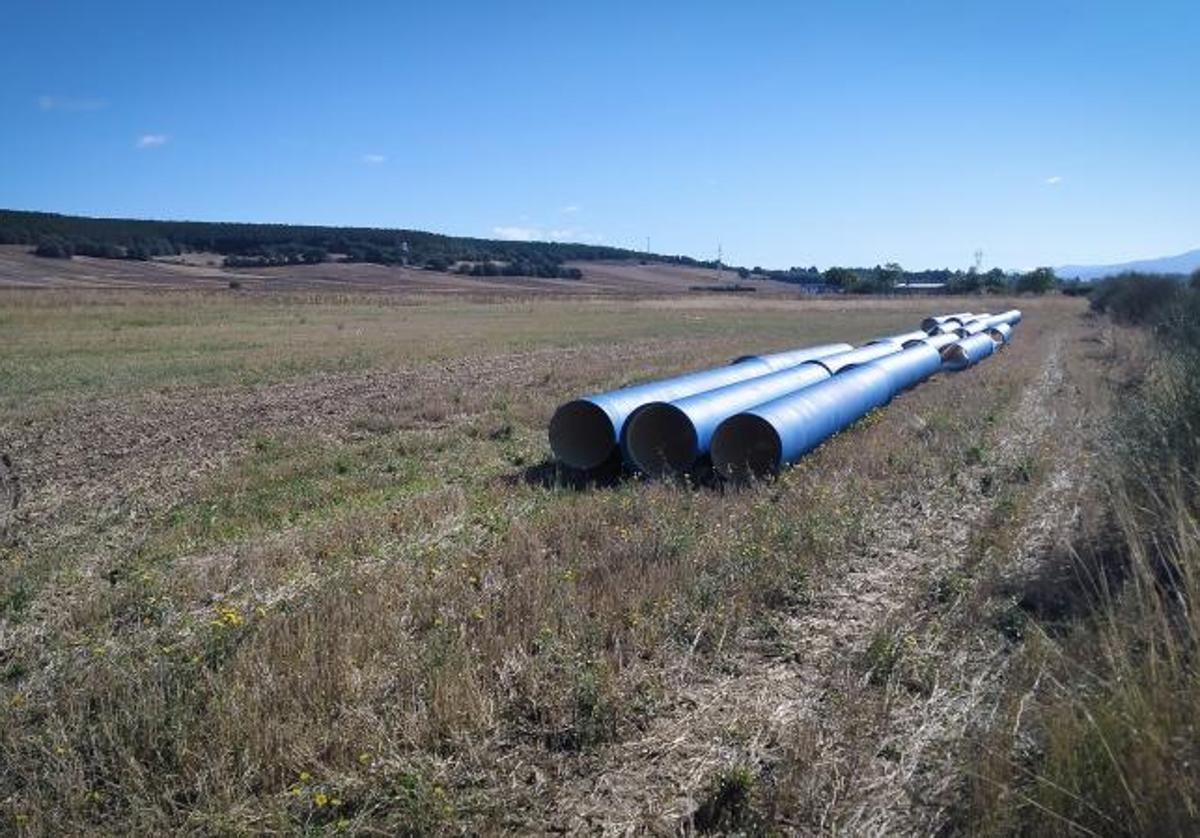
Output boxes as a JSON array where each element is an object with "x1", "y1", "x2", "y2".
[{"x1": 1057, "y1": 248, "x2": 1200, "y2": 282}]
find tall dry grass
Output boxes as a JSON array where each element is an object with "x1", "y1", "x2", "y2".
[{"x1": 969, "y1": 288, "x2": 1200, "y2": 836}]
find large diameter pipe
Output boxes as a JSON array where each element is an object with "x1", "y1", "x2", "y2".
[
  {"x1": 934, "y1": 317, "x2": 980, "y2": 335},
  {"x1": 954, "y1": 315, "x2": 994, "y2": 337},
  {"x1": 549, "y1": 343, "x2": 851, "y2": 469},
  {"x1": 941, "y1": 333, "x2": 997, "y2": 370},
  {"x1": 904, "y1": 332, "x2": 959, "y2": 351},
  {"x1": 921, "y1": 312, "x2": 974, "y2": 333},
  {"x1": 732, "y1": 343, "x2": 850, "y2": 373},
  {"x1": 986, "y1": 322, "x2": 1013, "y2": 344},
  {"x1": 623, "y1": 340, "x2": 902, "y2": 475},
  {"x1": 979, "y1": 309, "x2": 1021, "y2": 328},
  {"x1": 809, "y1": 341, "x2": 902, "y2": 374},
  {"x1": 867, "y1": 329, "x2": 931, "y2": 347},
  {"x1": 711, "y1": 344, "x2": 944, "y2": 480},
  {"x1": 625, "y1": 363, "x2": 831, "y2": 476},
  {"x1": 866, "y1": 342, "x2": 943, "y2": 392}
]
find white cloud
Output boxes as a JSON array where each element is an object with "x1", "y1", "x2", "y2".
[
  {"x1": 362, "y1": 153, "x2": 386, "y2": 164},
  {"x1": 1045, "y1": 175, "x2": 1063, "y2": 185},
  {"x1": 38, "y1": 95, "x2": 107, "y2": 112},
  {"x1": 492, "y1": 226, "x2": 541, "y2": 241},
  {"x1": 561, "y1": 204, "x2": 580, "y2": 214},
  {"x1": 492, "y1": 225, "x2": 604, "y2": 244},
  {"x1": 136, "y1": 134, "x2": 168, "y2": 149}
]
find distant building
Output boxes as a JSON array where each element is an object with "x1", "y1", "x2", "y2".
[{"x1": 894, "y1": 282, "x2": 946, "y2": 294}]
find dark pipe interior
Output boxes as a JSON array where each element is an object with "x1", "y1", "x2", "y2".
[
  {"x1": 548, "y1": 400, "x2": 616, "y2": 470},
  {"x1": 625, "y1": 403, "x2": 699, "y2": 477},
  {"x1": 711, "y1": 414, "x2": 782, "y2": 481}
]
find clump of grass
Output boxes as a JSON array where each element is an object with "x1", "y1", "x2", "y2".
[
  {"x1": 692, "y1": 765, "x2": 758, "y2": 833},
  {"x1": 967, "y1": 286, "x2": 1200, "y2": 836}
]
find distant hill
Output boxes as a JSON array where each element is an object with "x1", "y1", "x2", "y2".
[
  {"x1": 0, "y1": 208, "x2": 715, "y2": 278},
  {"x1": 1057, "y1": 249, "x2": 1200, "y2": 282}
]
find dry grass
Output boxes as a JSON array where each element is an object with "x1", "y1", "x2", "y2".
[
  {"x1": 0, "y1": 289, "x2": 1108, "y2": 834},
  {"x1": 963, "y1": 313, "x2": 1200, "y2": 837}
]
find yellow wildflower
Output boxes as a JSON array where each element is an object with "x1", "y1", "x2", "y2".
[
  {"x1": 216, "y1": 606, "x2": 243, "y2": 627},
  {"x1": 299, "y1": 771, "x2": 312, "y2": 782},
  {"x1": 313, "y1": 792, "x2": 329, "y2": 808}
]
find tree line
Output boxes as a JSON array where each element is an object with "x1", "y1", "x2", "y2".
[
  {"x1": 0, "y1": 209, "x2": 705, "y2": 278},
  {"x1": 0, "y1": 209, "x2": 1099, "y2": 293},
  {"x1": 741, "y1": 262, "x2": 1060, "y2": 294}
]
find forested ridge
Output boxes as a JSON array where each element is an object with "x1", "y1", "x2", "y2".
[
  {"x1": 0, "y1": 209, "x2": 713, "y2": 279},
  {"x1": 1, "y1": 208, "x2": 1070, "y2": 291}
]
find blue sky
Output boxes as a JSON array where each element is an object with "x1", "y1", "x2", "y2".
[{"x1": 2, "y1": 1, "x2": 1197, "y2": 270}]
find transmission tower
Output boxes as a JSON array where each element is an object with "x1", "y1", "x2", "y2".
[{"x1": 973, "y1": 248, "x2": 984, "y2": 273}]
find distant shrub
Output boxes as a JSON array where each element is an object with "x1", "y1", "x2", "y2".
[
  {"x1": 1014, "y1": 267, "x2": 1057, "y2": 294},
  {"x1": 228, "y1": 280, "x2": 242, "y2": 290},
  {"x1": 33, "y1": 236, "x2": 72, "y2": 259},
  {"x1": 1089, "y1": 273, "x2": 1184, "y2": 325}
]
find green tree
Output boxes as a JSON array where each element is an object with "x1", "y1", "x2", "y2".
[
  {"x1": 983, "y1": 268, "x2": 1008, "y2": 293},
  {"x1": 1190, "y1": 268, "x2": 1200, "y2": 291},
  {"x1": 1015, "y1": 267, "x2": 1057, "y2": 294},
  {"x1": 878, "y1": 262, "x2": 903, "y2": 289},
  {"x1": 823, "y1": 267, "x2": 857, "y2": 290},
  {"x1": 33, "y1": 236, "x2": 72, "y2": 259}
]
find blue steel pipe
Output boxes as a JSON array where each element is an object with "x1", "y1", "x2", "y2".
[
  {"x1": 731, "y1": 344, "x2": 849, "y2": 373},
  {"x1": 549, "y1": 342, "x2": 851, "y2": 469},
  {"x1": 625, "y1": 363, "x2": 831, "y2": 476},
  {"x1": 986, "y1": 322, "x2": 1013, "y2": 344},
  {"x1": 808, "y1": 341, "x2": 902, "y2": 374},
  {"x1": 866, "y1": 342, "x2": 943, "y2": 392},
  {"x1": 934, "y1": 318, "x2": 976, "y2": 335},
  {"x1": 904, "y1": 332, "x2": 959, "y2": 351},
  {"x1": 710, "y1": 344, "x2": 941, "y2": 480},
  {"x1": 623, "y1": 341, "x2": 902, "y2": 475},
  {"x1": 955, "y1": 315, "x2": 994, "y2": 337},
  {"x1": 921, "y1": 312, "x2": 974, "y2": 333},
  {"x1": 979, "y1": 309, "x2": 1021, "y2": 328},
  {"x1": 942, "y1": 333, "x2": 997, "y2": 370},
  {"x1": 867, "y1": 329, "x2": 931, "y2": 347}
]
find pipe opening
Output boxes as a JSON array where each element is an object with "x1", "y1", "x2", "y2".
[
  {"x1": 711, "y1": 414, "x2": 782, "y2": 481},
  {"x1": 941, "y1": 344, "x2": 969, "y2": 368},
  {"x1": 625, "y1": 403, "x2": 699, "y2": 476},
  {"x1": 549, "y1": 400, "x2": 616, "y2": 470},
  {"x1": 985, "y1": 327, "x2": 1005, "y2": 345}
]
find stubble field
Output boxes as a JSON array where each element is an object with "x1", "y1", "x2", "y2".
[{"x1": 0, "y1": 286, "x2": 1120, "y2": 834}]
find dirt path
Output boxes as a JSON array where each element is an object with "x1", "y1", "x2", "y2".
[{"x1": 534, "y1": 331, "x2": 1089, "y2": 834}]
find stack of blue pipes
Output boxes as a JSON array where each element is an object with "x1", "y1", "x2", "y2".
[{"x1": 549, "y1": 310, "x2": 1021, "y2": 480}]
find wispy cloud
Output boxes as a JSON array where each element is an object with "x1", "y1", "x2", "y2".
[
  {"x1": 1045, "y1": 175, "x2": 1063, "y2": 185},
  {"x1": 362, "y1": 153, "x2": 386, "y2": 164},
  {"x1": 136, "y1": 134, "x2": 169, "y2": 149},
  {"x1": 492, "y1": 226, "x2": 541, "y2": 241},
  {"x1": 38, "y1": 95, "x2": 107, "y2": 112},
  {"x1": 561, "y1": 204, "x2": 580, "y2": 214},
  {"x1": 492, "y1": 225, "x2": 603, "y2": 244}
]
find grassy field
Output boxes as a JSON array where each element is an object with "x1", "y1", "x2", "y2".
[{"x1": 0, "y1": 288, "x2": 1159, "y2": 833}]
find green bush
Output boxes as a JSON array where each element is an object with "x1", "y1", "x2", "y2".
[{"x1": 1088, "y1": 272, "x2": 1184, "y2": 325}]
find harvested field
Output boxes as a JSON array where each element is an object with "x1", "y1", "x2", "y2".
[
  {"x1": 0, "y1": 283, "x2": 1117, "y2": 834},
  {"x1": 0, "y1": 246, "x2": 805, "y2": 297}
]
